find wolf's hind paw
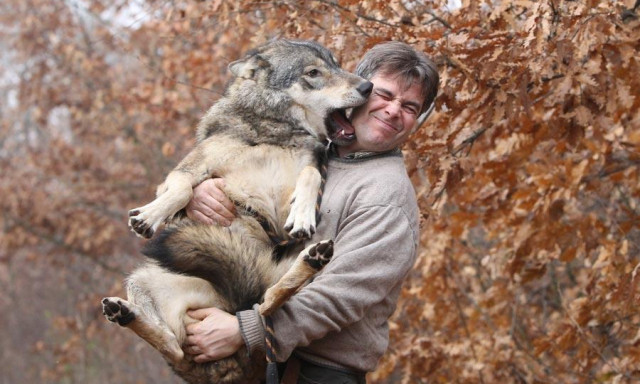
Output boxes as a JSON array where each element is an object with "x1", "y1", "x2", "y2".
[{"x1": 102, "y1": 297, "x2": 136, "y2": 326}]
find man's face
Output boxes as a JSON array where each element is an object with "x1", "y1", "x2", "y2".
[{"x1": 339, "y1": 73, "x2": 424, "y2": 155}]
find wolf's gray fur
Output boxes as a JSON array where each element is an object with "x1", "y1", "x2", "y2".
[{"x1": 102, "y1": 39, "x2": 372, "y2": 383}]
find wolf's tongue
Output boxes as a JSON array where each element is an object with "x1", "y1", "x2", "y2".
[{"x1": 331, "y1": 110, "x2": 355, "y2": 138}]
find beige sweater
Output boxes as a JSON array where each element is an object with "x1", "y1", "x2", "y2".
[{"x1": 237, "y1": 149, "x2": 419, "y2": 373}]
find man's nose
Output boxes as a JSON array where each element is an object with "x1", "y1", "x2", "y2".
[
  {"x1": 384, "y1": 100, "x2": 401, "y2": 117},
  {"x1": 356, "y1": 81, "x2": 373, "y2": 97}
]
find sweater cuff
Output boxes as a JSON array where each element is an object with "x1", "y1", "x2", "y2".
[{"x1": 236, "y1": 304, "x2": 265, "y2": 357}]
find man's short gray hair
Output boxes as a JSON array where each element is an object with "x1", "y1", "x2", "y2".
[{"x1": 355, "y1": 41, "x2": 439, "y2": 115}]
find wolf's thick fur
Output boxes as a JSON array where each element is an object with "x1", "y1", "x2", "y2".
[{"x1": 102, "y1": 40, "x2": 372, "y2": 383}]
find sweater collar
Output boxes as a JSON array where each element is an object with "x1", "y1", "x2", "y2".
[{"x1": 328, "y1": 142, "x2": 402, "y2": 162}]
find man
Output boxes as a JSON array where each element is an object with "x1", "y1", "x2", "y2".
[{"x1": 182, "y1": 41, "x2": 439, "y2": 383}]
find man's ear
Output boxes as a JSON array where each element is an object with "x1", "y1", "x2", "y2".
[
  {"x1": 412, "y1": 101, "x2": 435, "y2": 133},
  {"x1": 228, "y1": 55, "x2": 270, "y2": 79}
]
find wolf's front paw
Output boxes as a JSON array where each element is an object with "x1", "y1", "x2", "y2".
[
  {"x1": 303, "y1": 239, "x2": 333, "y2": 271},
  {"x1": 284, "y1": 198, "x2": 316, "y2": 239},
  {"x1": 102, "y1": 297, "x2": 136, "y2": 326},
  {"x1": 285, "y1": 222, "x2": 315, "y2": 239},
  {"x1": 128, "y1": 208, "x2": 156, "y2": 238}
]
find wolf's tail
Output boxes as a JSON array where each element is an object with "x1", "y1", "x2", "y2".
[{"x1": 142, "y1": 222, "x2": 273, "y2": 311}]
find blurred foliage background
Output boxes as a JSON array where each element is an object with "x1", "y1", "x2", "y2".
[{"x1": 1, "y1": 0, "x2": 639, "y2": 383}]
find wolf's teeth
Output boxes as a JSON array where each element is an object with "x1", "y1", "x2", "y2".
[{"x1": 339, "y1": 129, "x2": 345, "y2": 136}]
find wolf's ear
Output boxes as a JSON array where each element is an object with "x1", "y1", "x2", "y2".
[{"x1": 229, "y1": 55, "x2": 270, "y2": 79}]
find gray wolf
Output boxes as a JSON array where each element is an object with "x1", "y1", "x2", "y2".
[{"x1": 101, "y1": 39, "x2": 372, "y2": 383}]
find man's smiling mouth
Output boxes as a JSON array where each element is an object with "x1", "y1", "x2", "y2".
[{"x1": 373, "y1": 115, "x2": 400, "y2": 132}]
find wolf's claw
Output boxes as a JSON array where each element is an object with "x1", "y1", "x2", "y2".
[
  {"x1": 129, "y1": 216, "x2": 154, "y2": 238},
  {"x1": 289, "y1": 225, "x2": 315, "y2": 239}
]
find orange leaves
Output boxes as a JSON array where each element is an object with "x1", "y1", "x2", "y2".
[
  {"x1": 1, "y1": 0, "x2": 639, "y2": 383},
  {"x1": 385, "y1": 0, "x2": 640, "y2": 381},
  {"x1": 492, "y1": 133, "x2": 533, "y2": 160},
  {"x1": 161, "y1": 141, "x2": 176, "y2": 157},
  {"x1": 615, "y1": 79, "x2": 636, "y2": 110}
]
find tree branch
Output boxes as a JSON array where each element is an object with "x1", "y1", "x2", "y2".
[
  {"x1": 555, "y1": 282, "x2": 630, "y2": 379},
  {"x1": 422, "y1": 10, "x2": 452, "y2": 29},
  {"x1": 4, "y1": 214, "x2": 126, "y2": 276},
  {"x1": 312, "y1": 0, "x2": 401, "y2": 28}
]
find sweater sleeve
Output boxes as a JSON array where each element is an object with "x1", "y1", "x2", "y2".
[
  {"x1": 269, "y1": 203, "x2": 418, "y2": 361},
  {"x1": 236, "y1": 304, "x2": 266, "y2": 357}
]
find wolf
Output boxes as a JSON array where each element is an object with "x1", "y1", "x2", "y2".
[{"x1": 101, "y1": 39, "x2": 373, "y2": 383}]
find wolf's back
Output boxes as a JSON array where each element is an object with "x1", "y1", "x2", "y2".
[{"x1": 142, "y1": 221, "x2": 276, "y2": 312}]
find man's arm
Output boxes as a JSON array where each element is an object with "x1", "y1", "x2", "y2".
[
  {"x1": 185, "y1": 206, "x2": 416, "y2": 363},
  {"x1": 184, "y1": 177, "x2": 418, "y2": 364},
  {"x1": 239, "y1": 203, "x2": 418, "y2": 361}
]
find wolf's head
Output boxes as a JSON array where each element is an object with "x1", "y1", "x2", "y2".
[{"x1": 227, "y1": 40, "x2": 372, "y2": 143}]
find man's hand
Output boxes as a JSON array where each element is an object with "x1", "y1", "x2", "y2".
[
  {"x1": 184, "y1": 307, "x2": 244, "y2": 363},
  {"x1": 186, "y1": 178, "x2": 236, "y2": 226}
]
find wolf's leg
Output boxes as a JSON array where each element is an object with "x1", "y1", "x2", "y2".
[
  {"x1": 259, "y1": 240, "x2": 333, "y2": 316},
  {"x1": 102, "y1": 297, "x2": 184, "y2": 363},
  {"x1": 128, "y1": 137, "x2": 247, "y2": 238},
  {"x1": 128, "y1": 171, "x2": 196, "y2": 238},
  {"x1": 284, "y1": 165, "x2": 322, "y2": 238}
]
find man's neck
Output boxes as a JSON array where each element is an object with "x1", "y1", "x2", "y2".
[
  {"x1": 335, "y1": 144, "x2": 400, "y2": 160},
  {"x1": 337, "y1": 141, "x2": 364, "y2": 158},
  {"x1": 337, "y1": 146, "x2": 355, "y2": 158}
]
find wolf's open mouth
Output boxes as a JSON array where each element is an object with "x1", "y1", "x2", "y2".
[{"x1": 327, "y1": 109, "x2": 356, "y2": 144}]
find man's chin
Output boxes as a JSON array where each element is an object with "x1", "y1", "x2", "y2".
[{"x1": 330, "y1": 134, "x2": 357, "y2": 146}]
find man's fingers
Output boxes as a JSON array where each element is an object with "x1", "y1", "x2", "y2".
[
  {"x1": 185, "y1": 324, "x2": 199, "y2": 336},
  {"x1": 193, "y1": 354, "x2": 214, "y2": 364},
  {"x1": 188, "y1": 210, "x2": 215, "y2": 225},
  {"x1": 184, "y1": 343, "x2": 214, "y2": 363},
  {"x1": 188, "y1": 307, "x2": 217, "y2": 320},
  {"x1": 185, "y1": 195, "x2": 213, "y2": 224},
  {"x1": 211, "y1": 179, "x2": 237, "y2": 215},
  {"x1": 200, "y1": 195, "x2": 235, "y2": 224},
  {"x1": 186, "y1": 178, "x2": 235, "y2": 225},
  {"x1": 186, "y1": 198, "x2": 230, "y2": 226},
  {"x1": 184, "y1": 344, "x2": 200, "y2": 354},
  {"x1": 211, "y1": 178, "x2": 226, "y2": 189}
]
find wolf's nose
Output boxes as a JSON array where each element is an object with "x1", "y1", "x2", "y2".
[{"x1": 356, "y1": 81, "x2": 373, "y2": 97}]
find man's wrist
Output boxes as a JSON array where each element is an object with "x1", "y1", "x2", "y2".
[{"x1": 236, "y1": 304, "x2": 266, "y2": 357}]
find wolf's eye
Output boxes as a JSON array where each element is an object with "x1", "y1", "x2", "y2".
[{"x1": 306, "y1": 69, "x2": 320, "y2": 78}]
